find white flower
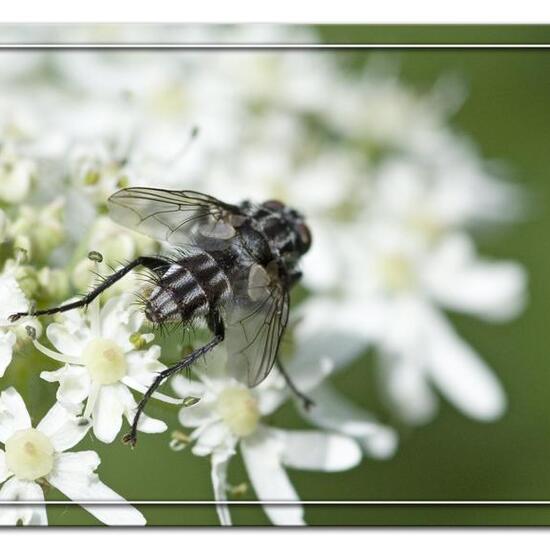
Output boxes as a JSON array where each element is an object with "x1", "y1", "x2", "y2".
[
  {"x1": 0, "y1": 265, "x2": 29, "y2": 377},
  {"x1": 0, "y1": 387, "x2": 145, "y2": 526},
  {"x1": 286, "y1": 331, "x2": 398, "y2": 459},
  {"x1": 36, "y1": 293, "x2": 181, "y2": 443},
  {"x1": 172, "y1": 347, "x2": 362, "y2": 526},
  {"x1": 0, "y1": 143, "x2": 35, "y2": 204},
  {"x1": 300, "y1": 223, "x2": 527, "y2": 425},
  {"x1": 369, "y1": 154, "x2": 525, "y2": 239}
]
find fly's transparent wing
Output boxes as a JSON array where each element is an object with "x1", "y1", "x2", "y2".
[
  {"x1": 108, "y1": 187, "x2": 243, "y2": 248},
  {"x1": 225, "y1": 267, "x2": 289, "y2": 388}
]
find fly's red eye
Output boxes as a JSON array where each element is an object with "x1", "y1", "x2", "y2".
[
  {"x1": 263, "y1": 199, "x2": 285, "y2": 210},
  {"x1": 297, "y1": 222, "x2": 312, "y2": 253}
]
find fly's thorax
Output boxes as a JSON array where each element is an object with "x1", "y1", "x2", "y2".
[{"x1": 242, "y1": 203, "x2": 310, "y2": 270}]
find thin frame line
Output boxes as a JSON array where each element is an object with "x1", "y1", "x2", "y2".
[
  {"x1": 0, "y1": 43, "x2": 550, "y2": 48},
  {"x1": 2, "y1": 501, "x2": 550, "y2": 505},
  {"x1": 0, "y1": 36, "x2": 542, "y2": 508}
]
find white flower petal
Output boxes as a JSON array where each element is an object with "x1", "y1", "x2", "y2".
[
  {"x1": 291, "y1": 327, "x2": 368, "y2": 378},
  {"x1": 0, "y1": 477, "x2": 47, "y2": 526},
  {"x1": 0, "y1": 272, "x2": 28, "y2": 323},
  {"x1": 241, "y1": 427, "x2": 304, "y2": 526},
  {"x1": 171, "y1": 374, "x2": 206, "y2": 400},
  {"x1": 0, "y1": 450, "x2": 10, "y2": 483},
  {"x1": 425, "y1": 310, "x2": 506, "y2": 421},
  {"x1": 92, "y1": 385, "x2": 124, "y2": 443},
  {"x1": 115, "y1": 384, "x2": 167, "y2": 434},
  {"x1": 99, "y1": 295, "x2": 144, "y2": 350},
  {"x1": 276, "y1": 428, "x2": 361, "y2": 471},
  {"x1": 426, "y1": 234, "x2": 527, "y2": 321},
  {"x1": 37, "y1": 402, "x2": 88, "y2": 452},
  {"x1": 132, "y1": 412, "x2": 167, "y2": 434},
  {"x1": 41, "y1": 365, "x2": 91, "y2": 405},
  {"x1": 126, "y1": 346, "x2": 165, "y2": 386},
  {"x1": 178, "y1": 400, "x2": 217, "y2": 429},
  {"x1": 0, "y1": 387, "x2": 32, "y2": 443},
  {"x1": 0, "y1": 330, "x2": 15, "y2": 377},
  {"x1": 192, "y1": 421, "x2": 234, "y2": 457},
  {"x1": 380, "y1": 356, "x2": 438, "y2": 425},
  {"x1": 46, "y1": 320, "x2": 90, "y2": 357},
  {"x1": 300, "y1": 383, "x2": 398, "y2": 459},
  {"x1": 211, "y1": 447, "x2": 234, "y2": 526},
  {"x1": 295, "y1": 298, "x2": 377, "y2": 357},
  {"x1": 122, "y1": 376, "x2": 183, "y2": 406},
  {"x1": 49, "y1": 451, "x2": 145, "y2": 526}
]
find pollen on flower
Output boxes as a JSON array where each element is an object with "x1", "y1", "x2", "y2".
[
  {"x1": 378, "y1": 253, "x2": 416, "y2": 292},
  {"x1": 5, "y1": 428, "x2": 54, "y2": 481},
  {"x1": 81, "y1": 338, "x2": 128, "y2": 385},
  {"x1": 216, "y1": 386, "x2": 260, "y2": 438}
]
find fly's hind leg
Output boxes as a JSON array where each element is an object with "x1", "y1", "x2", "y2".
[
  {"x1": 276, "y1": 359, "x2": 315, "y2": 411},
  {"x1": 123, "y1": 309, "x2": 225, "y2": 448},
  {"x1": 9, "y1": 256, "x2": 168, "y2": 322}
]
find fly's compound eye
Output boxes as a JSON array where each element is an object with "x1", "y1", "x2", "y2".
[
  {"x1": 296, "y1": 222, "x2": 312, "y2": 254},
  {"x1": 263, "y1": 199, "x2": 286, "y2": 210}
]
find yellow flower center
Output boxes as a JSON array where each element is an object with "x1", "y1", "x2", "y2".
[
  {"x1": 378, "y1": 253, "x2": 416, "y2": 292},
  {"x1": 5, "y1": 428, "x2": 54, "y2": 481},
  {"x1": 216, "y1": 387, "x2": 260, "y2": 438},
  {"x1": 408, "y1": 211, "x2": 443, "y2": 242},
  {"x1": 82, "y1": 338, "x2": 128, "y2": 385}
]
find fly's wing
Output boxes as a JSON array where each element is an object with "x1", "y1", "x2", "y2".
[
  {"x1": 108, "y1": 187, "x2": 243, "y2": 248},
  {"x1": 225, "y1": 266, "x2": 289, "y2": 388}
]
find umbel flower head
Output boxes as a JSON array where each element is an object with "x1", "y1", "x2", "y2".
[
  {"x1": 172, "y1": 347, "x2": 362, "y2": 526},
  {"x1": 300, "y1": 216, "x2": 527, "y2": 425},
  {"x1": 0, "y1": 387, "x2": 145, "y2": 525},
  {"x1": 35, "y1": 293, "x2": 182, "y2": 443}
]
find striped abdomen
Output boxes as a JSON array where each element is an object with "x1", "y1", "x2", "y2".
[{"x1": 144, "y1": 251, "x2": 231, "y2": 324}]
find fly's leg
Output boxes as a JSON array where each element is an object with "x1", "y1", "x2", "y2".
[
  {"x1": 9, "y1": 256, "x2": 168, "y2": 322},
  {"x1": 277, "y1": 359, "x2": 315, "y2": 410},
  {"x1": 123, "y1": 310, "x2": 225, "y2": 448}
]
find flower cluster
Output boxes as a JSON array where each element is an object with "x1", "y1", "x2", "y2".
[{"x1": 0, "y1": 26, "x2": 528, "y2": 525}]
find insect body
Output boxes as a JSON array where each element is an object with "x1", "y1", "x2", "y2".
[{"x1": 10, "y1": 188, "x2": 313, "y2": 446}]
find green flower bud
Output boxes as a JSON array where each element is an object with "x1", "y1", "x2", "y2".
[
  {"x1": 37, "y1": 267, "x2": 70, "y2": 303},
  {"x1": 9, "y1": 199, "x2": 65, "y2": 261}
]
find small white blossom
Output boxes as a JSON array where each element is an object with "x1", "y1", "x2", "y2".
[
  {"x1": 172, "y1": 347, "x2": 362, "y2": 526},
  {"x1": 0, "y1": 264, "x2": 29, "y2": 377},
  {"x1": 0, "y1": 387, "x2": 145, "y2": 526},
  {"x1": 369, "y1": 154, "x2": 525, "y2": 238},
  {"x1": 300, "y1": 223, "x2": 526, "y2": 424},
  {"x1": 0, "y1": 143, "x2": 35, "y2": 204},
  {"x1": 36, "y1": 293, "x2": 181, "y2": 443}
]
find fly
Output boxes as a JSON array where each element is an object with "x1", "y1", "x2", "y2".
[{"x1": 9, "y1": 187, "x2": 313, "y2": 447}]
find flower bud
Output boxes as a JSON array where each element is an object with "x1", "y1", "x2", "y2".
[
  {"x1": 37, "y1": 267, "x2": 70, "y2": 303},
  {"x1": 9, "y1": 199, "x2": 65, "y2": 261},
  {"x1": 0, "y1": 144, "x2": 35, "y2": 204}
]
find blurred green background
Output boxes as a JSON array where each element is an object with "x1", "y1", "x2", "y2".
[{"x1": 6, "y1": 26, "x2": 550, "y2": 525}]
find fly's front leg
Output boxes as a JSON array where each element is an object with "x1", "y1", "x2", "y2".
[
  {"x1": 123, "y1": 309, "x2": 225, "y2": 448},
  {"x1": 288, "y1": 269, "x2": 302, "y2": 288},
  {"x1": 277, "y1": 358, "x2": 315, "y2": 411},
  {"x1": 9, "y1": 256, "x2": 168, "y2": 322}
]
